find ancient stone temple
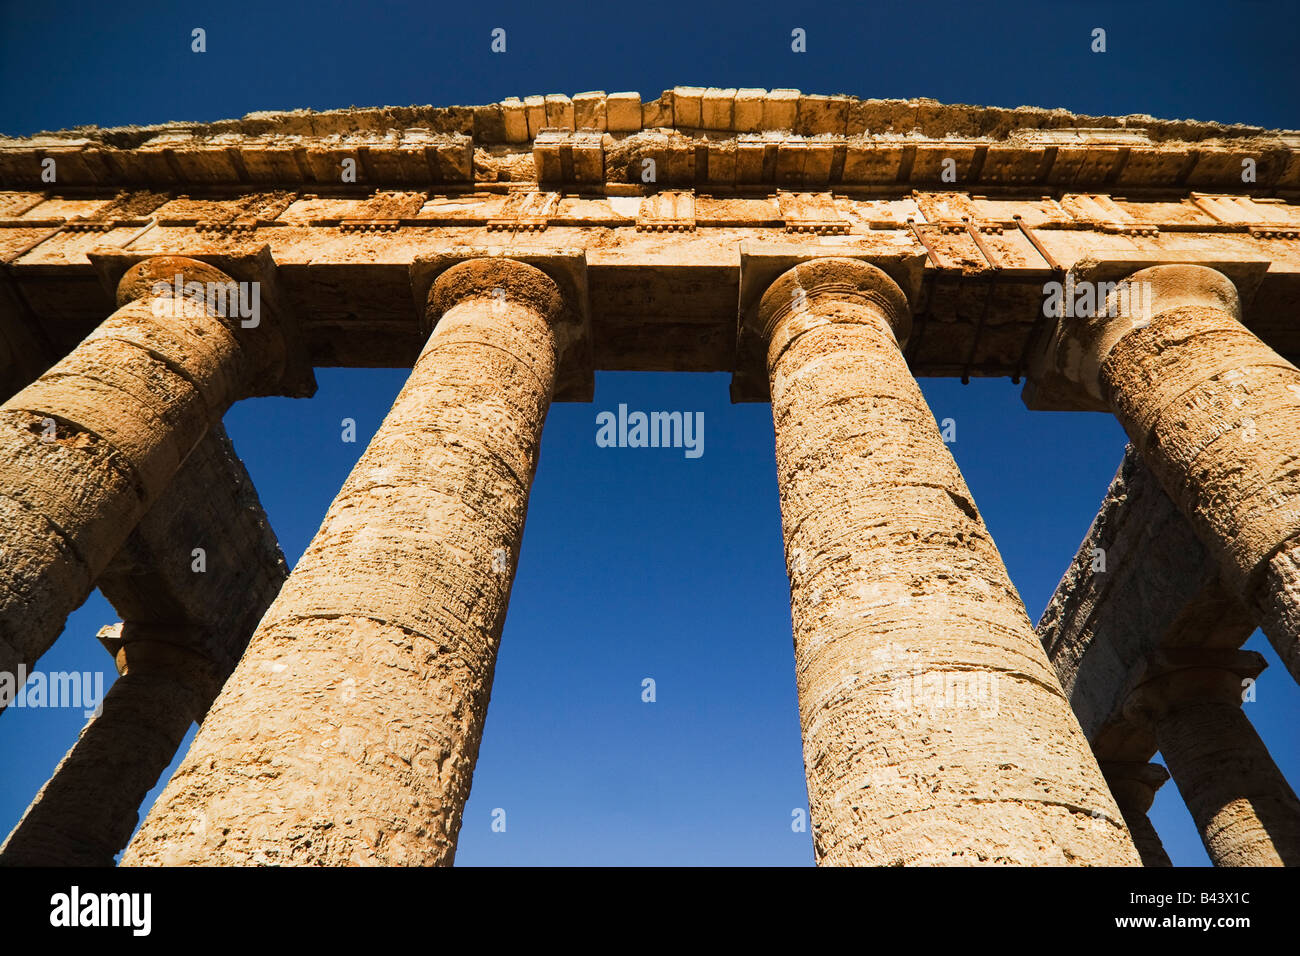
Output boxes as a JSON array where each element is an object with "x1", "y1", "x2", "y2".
[{"x1": 1, "y1": 87, "x2": 1298, "y2": 866}]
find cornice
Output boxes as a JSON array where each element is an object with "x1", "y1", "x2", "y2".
[{"x1": 3, "y1": 88, "x2": 1297, "y2": 193}]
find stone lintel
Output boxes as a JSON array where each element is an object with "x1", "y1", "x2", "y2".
[
  {"x1": 1038, "y1": 447, "x2": 1257, "y2": 762},
  {"x1": 86, "y1": 244, "x2": 317, "y2": 399},
  {"x1": 4, "y1": 192, "x2": 1299, "y2": 383},
  {"x1": 408, "y1": 247, "x2": 593, "y2": 402},
  {"x1": 731, "y1": 244, "x2": 926, "y2": 402}
]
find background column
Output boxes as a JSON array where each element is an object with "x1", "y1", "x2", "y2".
[
  {"x1": 1124, "y1": 651, "x2": 1300, "y2": 866},
  {"x1": 0, "y1": 631, "x2": 218, "y2": 866},
  {"x1": 1100, "y1": 761, "x2": 1174, "y2": 867},
  {"x1": 0, "y1": 422, "x2": 287, "y2": 865}
]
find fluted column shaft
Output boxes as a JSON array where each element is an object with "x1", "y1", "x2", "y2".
[
  {"x1": 756, "y1": 258, "x2": 1139, "y2": 866},
  {"x1": 122, "y1": 258, "x2": 569, "y2": 866},
  {"x1": 0, "y1": 633, "x2": 218, "y2": 866},
  {"x1": 1061, "y1": 265, "x2": 1300, "y2": 683},
  {"x1": 0, "y1": 257, "x2": 292, "y2": 687},
  {"x1": 1125, "y1": 656, "x2": 1300, "y2": 866},
  {"x1": 1100, "y1": 761, "x2": 1173, "y2": 867}
]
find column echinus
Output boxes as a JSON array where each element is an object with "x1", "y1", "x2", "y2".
[
  {"x1": 752, "y1": 258, "x2": 1141, "y2": 865},
  {"x1": 1042, "y1": 264, "x2": 1300, "y2": 685},
  {"x1": 0, "y1": 256, "x2": 304, "y2": 691},
  {"x1": 122, "y1": 258, "x2": 576, "y2": 866}
]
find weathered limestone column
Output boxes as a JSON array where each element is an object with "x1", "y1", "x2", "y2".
[
  {"x1": 1099, "y1": 761, "x2": 1173, "y2": 867},
  {"x1": 0, "y1": 256, "x2": 298, "y2": 689},
  {"x1": 123, "y1": 258, "x2": 574, "y2": 866},
  {"x1": 1046, "y1": 265, "x2": 1300, "y2": 684},
  {"x1": 754, "y1": 258, "x2": 1139, "y2": 866},
  {"x1": 0, "y1": 628, "x2": 218, "y2": 867},
  {"x1": 1124, "y1": 651, "x2": 1300, "y2": 866}
]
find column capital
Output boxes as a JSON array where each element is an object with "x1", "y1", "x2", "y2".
[
  {"x1": 115, "y1": 256, "x2": 243, "y2": 307},
  {"x1": 1122, "y1": 648, "x2": 1265, "y2": 724},
  {"x1": 755, "y1": 257, "x2": 910, "y2": 341},
  {"x1": 89, "y1": 247, "x2": 317, "y2": 400},
  {"x1": 98, "y1": 622, "x2": 221, "y2": 688},
  {"x1": 1100, "y1": 760, "x2": 1170, "y2": 814},
  {"x1": 1054, "y1": 264, "x2": 1240, "y2": 404},
  {"x1": 426, "y1": 257, "x2": 566, "y2": 329},
  {"x1": 749, "y1": 258, "x2": 911, "y2": 382},
  {"x1": 411, "y1": 251, "x2": 593, "y2": 401},
  {"x1": 1114, "y1": 263, "x2": 1242, "y2": 316},
  {"x1": 730, "y1": 249, "x2": 924, "y2": 403},
  {"x1": 1023, "y1": 260, "x2": 1268, "y2": 411},
  {"x1": 1099, "y1": 759, "x2": 1175, "y2": 866}
]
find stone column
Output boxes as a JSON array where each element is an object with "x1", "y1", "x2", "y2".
[
  {"x1": 1124, "y1": 651, "x2": 1300, "y2": 866},
  {"x1": 753, "y1": 258, "x2": 1139, "y2": 866},
  {"x1": 0, "y1": 256, "x2": 296, "y2": 689},
  {"x1": 122, "y1": 258, "x2": 573, "y2": 866},
  {"x1": 1100, "y1": 761, "x2": 1173, "y2": 867},
  {"x1": 0, "y1": 627, "x2": 218, "y2": 866},
  {"x1": 1046, "y1": 264, "x2": 1300, "y2": 684}
]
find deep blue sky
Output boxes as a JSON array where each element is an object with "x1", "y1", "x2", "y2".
[{"x1": 1, "y1": 0, "x2": 1297, "y2": 866}]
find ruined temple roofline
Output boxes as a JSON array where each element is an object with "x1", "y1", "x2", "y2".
[
  {"x1": 10, "y1": 89, "x2": 1298, "y2": 147},
  {"x1": 4, "y1": 88, "x2": 1299, "y2": 193}
]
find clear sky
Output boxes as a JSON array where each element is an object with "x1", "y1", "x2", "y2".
[{"x1": 1, "y1": 0, "x2": 1297, "y2": 866}]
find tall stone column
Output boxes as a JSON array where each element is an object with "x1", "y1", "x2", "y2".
[
  {"x1": 1099, "y1": 761, "x2": 1173, "y2": 867},
  {"x1": 1124, "y1": 651, "x2": 1300, "y2": 866},
  {"x1": 0, "y1": 628, "x2": 218, "y2": 867},
  {"x1": 0, "y1": 256, "x2": 299, "y2": 689},
  {"x1": 753, "y1": 258, "x2": 1139, "y2": 866},
  {"x1": 122, "y1": 258, "x2": 574, "y2": 866},
  {"x1": 1044, "y1": 264, "x2": 1300, "y2": 684}
]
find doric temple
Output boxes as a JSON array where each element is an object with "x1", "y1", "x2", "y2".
[{"x1": 1, "y1": 87, "x2": 1298, "y2": 866}]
